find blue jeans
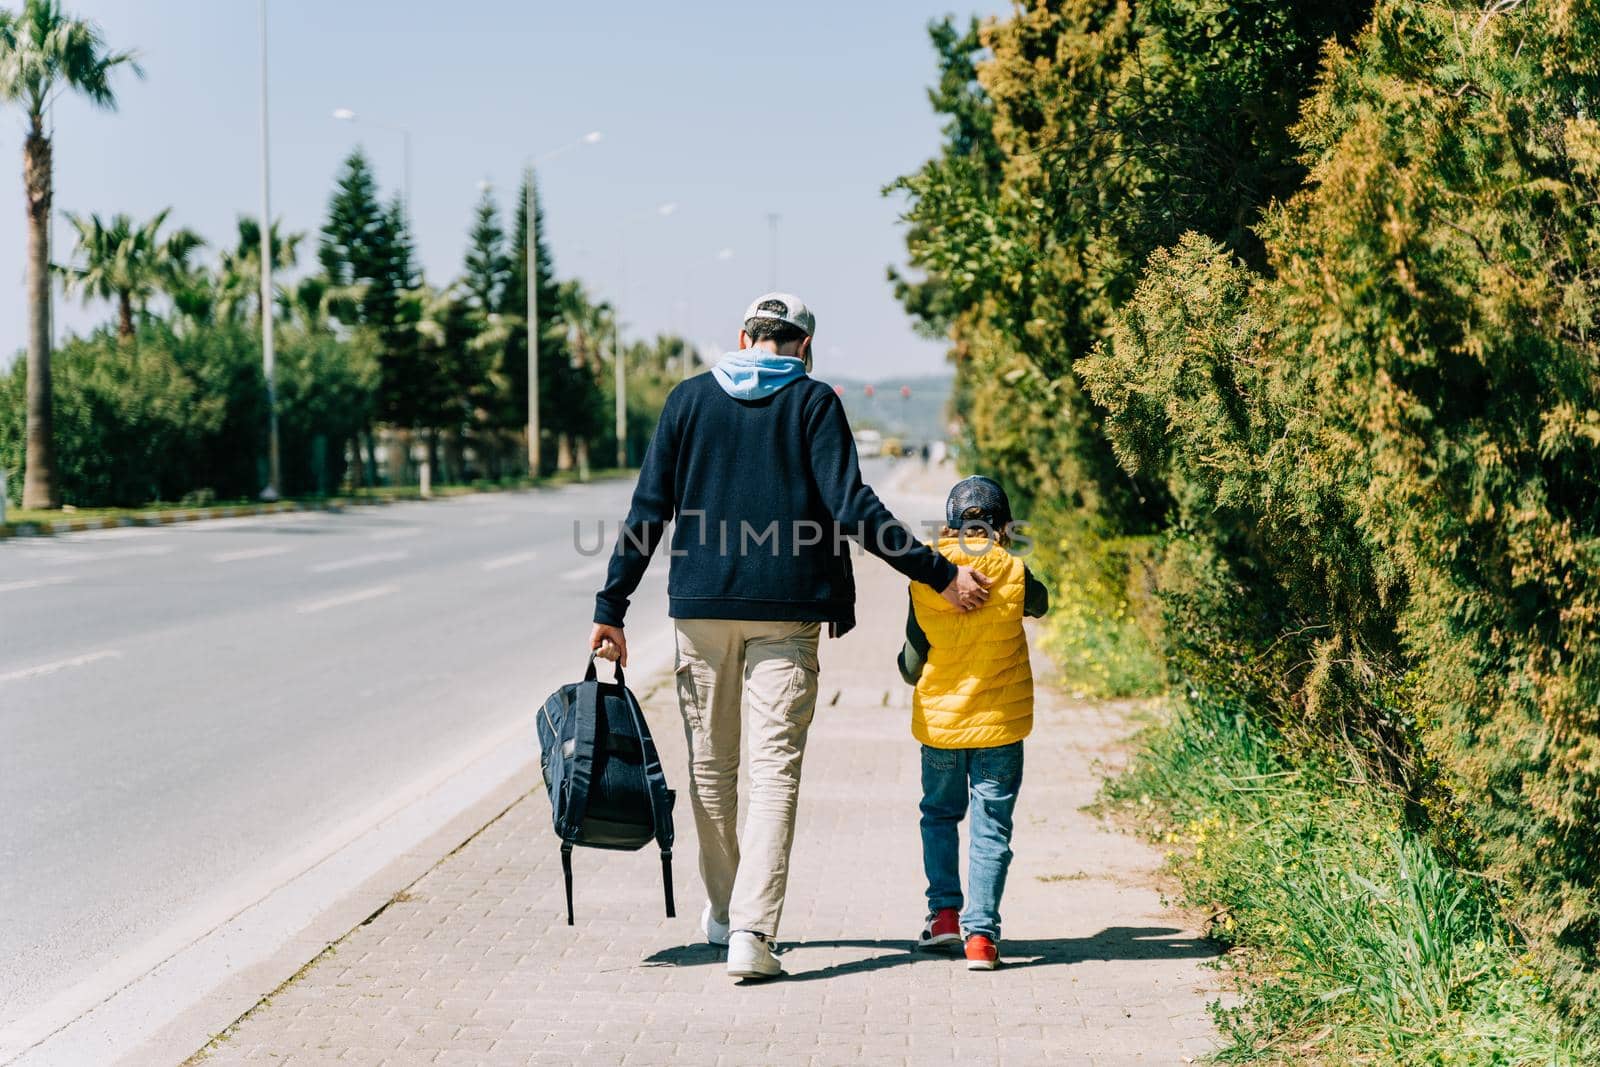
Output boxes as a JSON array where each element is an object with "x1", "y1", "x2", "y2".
[{"x1": 919, "y1": 741, "x2": 1024, "y2": 940}]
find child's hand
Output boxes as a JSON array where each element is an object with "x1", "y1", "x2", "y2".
[{"x1": 940, "y1": 566, "x2": 992, "y2": 611}]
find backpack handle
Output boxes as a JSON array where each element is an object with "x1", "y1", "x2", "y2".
[{"x1": 584, "y1": 650, "x2": 625, "y2": 687}]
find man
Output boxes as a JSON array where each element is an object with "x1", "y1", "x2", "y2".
[{"x1": 589, "y1": 292, "x2": 991, "y2": 980}]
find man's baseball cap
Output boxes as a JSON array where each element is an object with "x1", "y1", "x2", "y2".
[{"x1": 743, "y1": 292, "x2": 816, "y2": 337}]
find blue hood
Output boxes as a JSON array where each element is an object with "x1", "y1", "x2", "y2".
[{"x1": 710, "y1": 351, "x2": 808, "y2": 399}]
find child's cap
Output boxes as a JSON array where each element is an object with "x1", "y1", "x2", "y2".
[{"x1": 945, "y1": 476, "x2": 1012, "y2": 532}]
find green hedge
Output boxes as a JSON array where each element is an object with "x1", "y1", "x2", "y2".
[
  {"x1": 1083, "y1": 4, "x2": 1600, "y2": 1010},
  {"x1": 2, "y1": 322, "x2": 374, "y2": 507}
]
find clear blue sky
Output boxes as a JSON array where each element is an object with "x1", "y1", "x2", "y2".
[{"x1": 0, "y1": 0, "x2": 1003, "y2": 379}]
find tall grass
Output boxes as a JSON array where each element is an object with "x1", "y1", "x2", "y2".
[
  {"x1": 1034, "y1": 529, "x2": 1165, "y2": 699},
  {"x1": 1106, "y1": 700, "x2": 1595, "y2": 1065}
]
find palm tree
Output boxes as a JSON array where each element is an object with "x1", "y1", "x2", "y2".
[
  {"x1": 557, "y1": 280, "x2": 613, "y2": 375},
  {"x1": 280, "y1": 274, "x2": 364, "y2": 335},
  {"x1": 60, "y1": 209, "x2": 203, "y2": 338},
  {"x1": 0, "y1": 0, "x2": 142, "y2": 508},
  {"x1": 551, "y1": 280, "x2": 614, "y2": 475},
  {"x1": 218, "y1": 215, "x2": 301, "y2": 322}
]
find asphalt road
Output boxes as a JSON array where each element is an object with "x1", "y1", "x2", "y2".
[{"x1": 0, "y1": 476, "x2": 674, "y2": 1026}]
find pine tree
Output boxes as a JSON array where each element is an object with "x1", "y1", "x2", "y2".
[
  {"x1": 463, "y1": 185, "x2": 508, "y2": 315},
  {"x1": 317, "y1": 151, "x2": 427, "y2": 430},
  {"x1": 369, "y1": 194, "x2": 426, "y2": 428},
  {"x1": 318, "y1": 149, "x2": 385, "y2": 301}
]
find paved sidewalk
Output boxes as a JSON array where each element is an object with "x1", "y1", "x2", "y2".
[{"x1": 198, "y1": 550, "x2": 1217, "y2": 1066}]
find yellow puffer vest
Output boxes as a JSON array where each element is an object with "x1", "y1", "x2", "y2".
[{"x1": 910, "y1": 536, "x2": 1033, "y2": 749}]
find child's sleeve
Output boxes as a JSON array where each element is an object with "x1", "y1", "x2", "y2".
[
  {"x1": 1023, "y1": 566, "x2": 1051, "y2": 618},
  {"x1": 897, "y1": 591, "x2": 929, "y2": 685}
]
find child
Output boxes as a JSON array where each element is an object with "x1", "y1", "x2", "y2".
[{"x1": 897, "y1": 475, "x2": 1049, "y2": 970}]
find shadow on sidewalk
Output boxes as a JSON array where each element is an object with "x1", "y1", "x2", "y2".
[{"x1": 643, "y1": 926, "x2": 1219, "y2": 981}]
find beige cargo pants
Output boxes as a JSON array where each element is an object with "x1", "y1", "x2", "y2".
[{"x1": 672, "y1": 619, "x2": 821, "y2": 940}]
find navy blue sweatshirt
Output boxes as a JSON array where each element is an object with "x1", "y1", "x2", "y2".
[{"x1": 593, "y1": 373, "x2": 958, "y2": 635}]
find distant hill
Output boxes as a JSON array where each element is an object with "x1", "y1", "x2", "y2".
[{"x1": 822, "y1": 373, "x2": 954, "y2": 445}]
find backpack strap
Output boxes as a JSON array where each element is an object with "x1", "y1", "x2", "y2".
[
  {"x1": 563, "y1": 670, "x2": 601, "y2": 842},
  {"x1": 555, "y1": 661, "x2": 602, "y2": 925},
  {"x1": 617, "y1": 685, "x2": 677, "y2": 918},
  {"x1": 661, "y1": 850, "x2": 676, "y2": 919},
  {"x1": 561, "y1": 842, "x2": 575, "y2": 926}
]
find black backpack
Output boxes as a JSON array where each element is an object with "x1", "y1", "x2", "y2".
[{"x1": 536, "y1": 654, "x2": 676, "y2": 925}]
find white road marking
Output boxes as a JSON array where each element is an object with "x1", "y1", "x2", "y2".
[
  {"x1": 367, "y1": 527, "x2": 423, "y2": 542},
  {"x1": 471, "y1": 514, "x2": 510, "y2": 527},
  {"x1": 57, "y1": 526, "x2": 163, "y2": 541},
  {"x1": 295, "y1": 585, "x2": 398, "y2": 615},
  {"x1": 209, "y1": 545, "x2": 293, "y2": 564},
  {"x1": 102, "y1": 545, "x2": 174, "y2": 560},
  {"x1": 0, "y1": 649, "x2": 123, "y2": 685},
  {"x1": 480, "y1": 549, "x2": 538, "y2": 572},
  {"x1": 0, "y1": 575, "x2": 76, "y2": 594},
  {"x1": 308, "y1": 550, "x2": 409, "y2": 574},
  {"x1": 4, "y1": 548, "x2": 77, "y2": 564},
  {"x1": 175, "y1": 512, "x2": 322, "y2": 535},
  {"x1": 37, "y1": 544, "x2": 173, "y2": 565},
  {"x1": 563, "y1": 557, "x2": 611, "y2": 582}
]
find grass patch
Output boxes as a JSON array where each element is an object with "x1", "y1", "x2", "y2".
[
  {"x1": 1104, "y1": 699, "x2": 1596, "y2": 1065},
  {"x1": 1034, "y1": 527, "x2": 1165, "y2": 699}
]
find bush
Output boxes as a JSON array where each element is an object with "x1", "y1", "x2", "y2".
[
  {"x1": 1085, "y1": 3, "x2": 1600, "y2": 1008},
  {"x1": 0, "y1": 322, "x2": 379, "y2": 507},
  {"x1": 0, "y1": 327, "x2": 244, "y2": 507},
  {"x1": 275, "y1": 326, "x2": 377, "y2": 496}
]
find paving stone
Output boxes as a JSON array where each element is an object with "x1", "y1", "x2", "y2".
[{"x1": 199, "y1": 553, "x2": 1217, "y2": 1066}]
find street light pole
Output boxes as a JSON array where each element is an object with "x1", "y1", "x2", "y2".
[
  {"x1": 523, "y1": 131, "x2": 603, "y2": 478},
  {"x1": 609, "y1": 201, "x2": 680, "y2": 470},
  {"x1": 525, "y1": 164, "x2": 540, "y2": 477},
  {"x1": 259, "y1": 0, "x2": 281, "y2": 501},
  {"x1": 332, "y1": 108, "x2": 411, "y2": 210},
  {"x1": 614, "y1": 312, "x2": 626, "y2": 469},
  {"x1": 402, "y1": 128, "x2": 412, "y2": 217},
  {"x1": 767, "y1": 212, "x2": 780, "y2": 289}
]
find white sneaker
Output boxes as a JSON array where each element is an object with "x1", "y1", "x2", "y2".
[
  {"x1": 701, "y1": 902, "x2": 730, "y2": 947},
  {"x1": 726, "y1": 931, "x2": 782, "y2": 979}
]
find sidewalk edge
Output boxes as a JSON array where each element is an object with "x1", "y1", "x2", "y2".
[{"x1": 158, "y1": 770, "x2": 535, "y2": 1067}]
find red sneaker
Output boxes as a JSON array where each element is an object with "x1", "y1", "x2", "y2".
[
  {"x1": 965, "y1": 933, "x2": 999, "y2": 970},
  {"x1": 917, "y1": 908, "x2": 962, "y2": 949}
]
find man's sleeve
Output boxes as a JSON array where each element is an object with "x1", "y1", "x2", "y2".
[
  {"x1": 593, "y1": 394, "x2": 678, "y2": 627},
  {"x1": 804, "y1": 392, "x2": 958, "y2": 591},
  {"x1": 897, "y1": 591, "x2": 929, "y2": 685},
  {"x1": 1023, "y1": 566, "x2": 1050, "y2": 618}
]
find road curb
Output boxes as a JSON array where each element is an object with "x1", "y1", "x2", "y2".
[
  {"x1": 0, "y1": 474, "x2": 629, "y2": 540},
  {"x1": 0, "y1": 499, "x2": 370, "y2": 540}
]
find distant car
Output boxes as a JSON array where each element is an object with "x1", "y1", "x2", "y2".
[{"x1": 854, "y1": 429, "x2": 883, "y2": 458}]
